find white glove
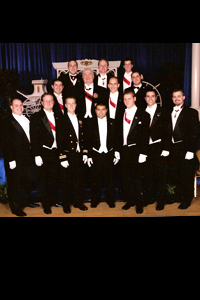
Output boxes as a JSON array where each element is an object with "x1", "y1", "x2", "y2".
[
  {"x1": 87, "y1": 158, "x2": 93, "y2": 168},
  {"x1": 185, "y1": 151, "x2": 194, "y2": 160},
  {"x1": 161, "y1": 150, "x2": 170, "y2": 157},
  {"x1": 9, "y1": 160, "x2": 16, "y2": 170},
  {"x1": 83, "y1": 155, "x2": 88, "y2": 164},
  {"x1": 35, "y1": 156, "x2": 43, "y2": 167},
  {"x1": 138, "y1": 154, "x2": 147, "y2": 163},
  {"x1": 61, "y1": 160, "x2": 69, "y2": 168},
  {"x1": 113, "y1": 151, "x2": 120, "y2": 165}
]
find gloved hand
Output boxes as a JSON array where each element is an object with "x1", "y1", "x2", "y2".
[
  {"x1": 61, "y1": 160, "x2": 69, "y2": 168},
  {"x1": 35, "y1": 156, "x2": 43, "y2": 167},
  {"x1": 113, "y1": 151, "x2": 120, "y2": 165},
  {"x1": 83, "y1": 155, "x2": 88, "y2": 164},
  {"x1": 87, "y1": 158, "x2": 93, "y2": 168},
  {"x1": 138, "y1": 154, "x2": 147, "y2": 163},
  {"x1": 161, "y1": 150, "x2": 170, "y2": 157},
  {"x1": 9, "y1": 160, "x2": 16, "y2": 170},
  {"x1": 185, "y1": 151, "x2": 194, "y2": 160}
]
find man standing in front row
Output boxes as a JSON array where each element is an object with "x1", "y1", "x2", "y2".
[
  {"x1": 30, "y1": 93, "x2": 64, "y2": 214},
  {"x1": 117, "y1": 90, "x2": 150, "y2": 214},
  {"x1": 1, "y1": 99, "x2": 39, "y2": 216},
  {"x1": 58, "y1": 97, "x2": 88, "y2": 213},
  {"x1": 168, "y1": 89, "x2": 200, "y2": 209}
]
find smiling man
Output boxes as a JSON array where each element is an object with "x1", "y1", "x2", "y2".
[
  {"x1": 168, "y1": 89, "x2": 200, "y2": 209},
  {"x1": 1, "y1": 99, "x2": 39, "y2": 216}
]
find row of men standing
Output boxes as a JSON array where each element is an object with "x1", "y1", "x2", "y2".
[{"x1": 1, "y1": 58, "x2": 200, "y2": 216}]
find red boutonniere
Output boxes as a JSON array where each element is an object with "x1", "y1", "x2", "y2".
[{"x1": 94, "y1": 93, "x2": 98, "y2": 99}]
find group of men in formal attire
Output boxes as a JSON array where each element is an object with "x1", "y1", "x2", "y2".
[{"x1": 1, "y1": 58, "x2": 200, "y2": 216}]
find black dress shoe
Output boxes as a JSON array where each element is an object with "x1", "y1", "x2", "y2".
[
  {"x1": 63, "y1": 206, "x2": 71, "y2": 214},
  {"x1": 43, "y1": 207, "x2": 52, "y2": 214},
  {"x1": 178, "y1": 202, "x2": 191, "y2": 210},
  {"x1": 91, "y1": 203, "x2": 98, "y2": 208},
  {"x1": 108, "y1": 203, "x2": 115, "y2": 208},
  {"x1": 54, "y1": 202, "x2": 62, "y2": 207},
  {"x1": 12, "y1": 209, "x2": 27, "y2": 217},
  {"x1": 156, "y1": 202, "x2": 165, "y2": 211},
  {"x1": 28, "y1": 203, "x2": 40, "y2": 208},
  {"x1": 74, "y1": 204, "x2": 88, "y2": 211},
  {"x1": 122, "y1": 203, "x2": 132, "y2": 210},
  {"x1": 136, "y1": 205, "x2": 143, "y2": 214}
]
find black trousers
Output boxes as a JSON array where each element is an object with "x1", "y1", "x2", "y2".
[
  {"x1": 122, "y1": 146, "x2": 146, "y2": 206},
  {"x1": 38, "y1": 148, "x2": 60, "y2": 209},
  {"x1": 60, "y1": 153, "x2": 84, "y2": 207},
  {"x1": 168, "y1": 142, "x2": 196, "y2": 204},
  {"x1": 144, "y1": 142, "x2": 168, "y2": 204},
  {"x1": 90, "y1": 151, "x2": 114, "y2": 205},
  {"x1": 6, "y1": 155, "x2": 36, "y2": 211}
]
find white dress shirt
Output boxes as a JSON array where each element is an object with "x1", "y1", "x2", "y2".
[
  {"x1": 98, "y1": 74, "x2": 107, "y2": 88},
  {"x1": 123, "y1": 72, "x2": 132, "y2": 91},
  {"x1": 134, "y1": 83, "x2": 142, "y2": 94},
  {"x1": 12, "y1": 113, "x2": 30, "y2": 142},
  {"x1": 43, "y1": 109, "x2": 57, "y2": 149},
  {"x1": 84, "y1": 84, "x2": 93, "y2": 118},
  {"x1": 123, "y1": 106, "x2": 137, "y2": 145},
  {"x1": 68, "y1": 113, "x2": 80, "y2": 152},
  {"x1": 146, "y1": 103, "x2": 161, "y2": 145},
  {"x1": 93, "y1": 116, "x2": 108, "y2": 153},
  {"x1": 69, "y1": 73, "x2": 77, "y2": 86},
  {"x1": 54, "y1": 92, "x2": 64, "y2": 114},
  {"x1": 109, "y1": 91, "x2": 119, "y2": 119}
]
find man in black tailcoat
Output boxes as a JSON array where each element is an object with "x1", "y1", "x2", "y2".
[
  {"x1": 1, "y1": 99, "x2": 39, "y2": 216},
  {"x1": 168, "y1": 89, "x2": 200, "y2": 209}
]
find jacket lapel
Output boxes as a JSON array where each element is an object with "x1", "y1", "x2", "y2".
[
  {"x1": 150, "y1": 106, "x2": 162, "y2": 128},
  {"x1": 11, "y1": 116, "x2": 30, "y2": 144},
  {"x1": 128, "y1": 108, "x2": 140, "y2": 135},
  {"x1": 173, "y1": 106, "x2": 186, "y2": 132},
  {"x1": 41, "y1": 110, "x2": 53, "y2": 136}
]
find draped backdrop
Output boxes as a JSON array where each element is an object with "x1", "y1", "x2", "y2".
[{"x1": 0, "y1": 43, "x2": 192, "y2": 105}]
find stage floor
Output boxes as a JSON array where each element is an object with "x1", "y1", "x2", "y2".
[{"x1": 0, "y1": 190, "x2": 200, "y2": 217}]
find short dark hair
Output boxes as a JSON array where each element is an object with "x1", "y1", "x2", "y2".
[
  {"x1": 172, "y1": 88, "x2": 185, "y2": 96},
  {"x1": 123, "y1": 58, "x2": 133, "y2": 65},
  {"x1": 10, "y1": 98, "x2": 23, "y2": 106},
  {"x1": 145, "y1": 89, "x2": 157, "y2": 97},
  {"x1": 68, "y1": 60, "x2": 78, "y2": 67},
  {"x1": 52, "y1": 78, "x2": 64, "y2": 85},
  {"x1": 96, "y1": 102, "x2": 108, "y2": 109},
  {"x1": 108, "y1": 76, "x2": 119, "y2": 83},
  {"x1": 41, "y1": 93, "x2": 55, "y2": 102},
  {"x1": 124, "y1": 88, "x2": 135, "y2": 98}
]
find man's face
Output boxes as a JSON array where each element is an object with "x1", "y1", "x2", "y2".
[
  {"x1": 124, "y1": 93, "x2": 136, "y2": 109},
  {"x1": 52, "y1": 80, "x2": 64, "y2": 95},
  {"x1": 65, "y1": 98, "x2": 77, "y2": 114},
  {"x1": 82, "y1": 69, "x2": 94, "y2": 86},
  {"x1": 108, "y1": 78, "x2": 120, "y2": 93},
  {"x1": 172, "y1": 91, "x2": 185, "y2": 106},
  {"x1": 98, "y1": 60, "x2": 108, "y2": 75},
  {"x1": 123, "y1": 60, "x2": 133, "y2": 73},
  {"x1": 41, "y1": 95, "x2": 54, "y2": 112},
  {"x1": 68, "y1": 61, "x2": 78, "y2": 75},
  {"x1": 145, "y1": 91, "x2": 157, "y2": 107},
  {"x1": 10, "y1": 99, "x2": 24, "y2": 116},
  {"x1": 95, "y1": 105, "x2": 108, "y2": 119},
  {"x1": 131, "y1": 72, "x2": 142, "y2": 86}
]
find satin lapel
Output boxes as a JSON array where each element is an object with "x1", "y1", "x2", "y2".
[
  {"x1": 150, "y1": 107, "x2": 162, "y2": 128},
  {"x1": 11, "y1": 117, "x2": 30, "y2": 143},
  {"x1": 94, "y1": 117, "x2": 100, "y2": 140},
  {"x1": 66, "y1": 114, "x2": 77, "y2": 138},
  {"x1": 41, "y1": 110, "x2": 53, "y2": 135},
  {"x1": 128, "y1": 108, "x2": 140, "y2": 135}
]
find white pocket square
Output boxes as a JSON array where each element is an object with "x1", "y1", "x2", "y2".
[{"x1": 138, "y1": 121, "x2": 142, "y2": 124}]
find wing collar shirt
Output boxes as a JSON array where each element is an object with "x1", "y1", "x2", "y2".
[
  {"x1": 109, "y1": 91, "x2": 119, "y2": 119},
  {"x1": 123, "y1": 105, "x2": 137, "y2": 146},
  {"x1": 12, "y1": 113, "x2": 30, "y2": 142},
  {"x1": 146, "y1": 103, "x2": 161, "y2": 144}
]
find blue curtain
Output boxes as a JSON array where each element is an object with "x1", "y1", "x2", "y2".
[{"x1": 0, "y1": 42, "x2": 192, "y2": 100}]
